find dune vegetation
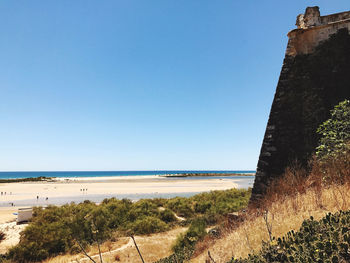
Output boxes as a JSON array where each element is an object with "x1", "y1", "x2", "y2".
[{"x1": 3, "y1": 188, "x2": 250, "y2": 262}]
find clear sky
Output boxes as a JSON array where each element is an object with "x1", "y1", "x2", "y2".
[{"x1": 0, "y1": 1, "x2": 349, "y2": 171}]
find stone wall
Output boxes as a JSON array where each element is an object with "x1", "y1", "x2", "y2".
[
  {"x1": 251, "y1": 7, "x2": 350, "y2": 203},
  {"x1": 289, "y1": 7, "x2": 350, "y2": 56}
]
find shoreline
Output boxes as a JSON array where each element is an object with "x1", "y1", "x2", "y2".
[
  {"x1": 0, "y1": 173, "x2": 255, "y2": 182},
  {"x1": 0, "y1": 176, "x2": 254, "y2": 208},
  {"x1": 159, "y1": 172, "x2": 255, "y2": 178}
]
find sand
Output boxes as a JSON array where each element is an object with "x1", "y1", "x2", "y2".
[
  {"x1": 0, "y1": 207, "x2": 18, "y2": 224},
  {"x1": 0, "y1": 175, "x2": 252, "y2": 207},
  {"x1": 0, "y1": 207, "x2": 27, "y2": 254}
]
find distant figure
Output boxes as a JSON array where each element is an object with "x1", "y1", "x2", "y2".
[
  {"x1": 36, "y1": 195, "x2": 39, "y2": 201},
  {"x1": 1, "y1": 192, "x2": 2, "y2": 195},
  {"x1": 45, "y1": 197, "x2": 48, "y2": 201}
]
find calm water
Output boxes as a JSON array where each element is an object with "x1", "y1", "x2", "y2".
[{"x1": 0, "y1": 170, "x2": 255, "y2": 180}]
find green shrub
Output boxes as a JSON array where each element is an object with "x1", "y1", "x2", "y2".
[
  {"x1": 0, "y1": 231, "x2": 5, "y2": 243},
  {"x1": 104, "y1": 198, "x2": 132, "y2": 228},
  {"x1": 8, "y1": 242, "x2": 49, "y2": 263},
  {"x1": 316, "y1": 99, "x2": 350, "y2": 159},
  {"x1": 191, "y1": 188, "x2": 251, "y2": 224},
  {"x1": 128, "y1": 199, "x2": 159, "y2": 221},
  {"x1": 172, "y1": 218, "x2": 207, "y2": 253},
  {"x1": 153, "y1": 247, "x2": 193, "y2": 263},
  {"x1": 194, "y1": 201, "x2": 212, "y2": 213},
  {"x1": 160, "y1": 208, "x2": 177, "y2": 223},
  {"x1": 166, "y1": 197, "x2": 194, "y2": 218},
  {"x1": 130, "y1": 216, "x2": 168, "y2": 235}
]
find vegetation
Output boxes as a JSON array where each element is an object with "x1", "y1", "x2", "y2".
[
  {"x1": 162, "y1": 173, "x2": 253, "y2": 177},
  {"x1": 229, "y1": 211, "x2": 350, "y2": 263},
  {"x1": 0, "y1": 231, "x2": 5, "y2": 263},
  {"x1": 172, "y1": 218, "x2": 207, "y2": 253},
  {"x1": 166, "y1": 188, "x2": 251, "y2": 224},
  {"x1": 155, "y1": 188, "x2": 252, "y2": 263},
  {"x1": 0, "y1": 177, "x2": 53, "y2": 183},
  {"x1": 154, "y1": 219, "x2": 207, "y2": 263},
  {"x1": 0, "y1": 231, "x2": 5, "y2": 243},
  {"x1": 316, "y1": 99, "x2": 350, "y2": 159},
  {"x1": 153, "y1": 247, "x2": 193, "y2": 263},
  {"x1": 7, "y1": 188, "x2": 250, "y2": 262}
]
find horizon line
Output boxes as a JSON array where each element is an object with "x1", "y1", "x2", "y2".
[{"x1": 0, "y1": 169, "x2": 256, "y2": 173}]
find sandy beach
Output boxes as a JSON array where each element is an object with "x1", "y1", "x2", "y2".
[
  {"x1": 0, "y1": 175, "x2": 254, "y2": 208},
  {"x1": 0, "y1": 207, "x2": 27, "y2": 253}
]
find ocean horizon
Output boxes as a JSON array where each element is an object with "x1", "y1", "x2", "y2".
[{"x1": 0, "y1": 170, "x2": 255, "y2": 180}]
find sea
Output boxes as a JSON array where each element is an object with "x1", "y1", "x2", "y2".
[{"x1": 0, "y1": 170, "x2": 255, "y2": 180}]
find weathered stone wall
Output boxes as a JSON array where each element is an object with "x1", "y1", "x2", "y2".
[
  {"x1": 290, "y1": 7, "x2": 350, "y2": 56},
  {"x1": 321, "y1": 11, "x2": 350, "y2": 24},
  {"x1": 251, "y1": 7, "x2": 350, "y2": 202},
  {"x1": 288, "y1": 20, "x2": 350, "y2": 56}
]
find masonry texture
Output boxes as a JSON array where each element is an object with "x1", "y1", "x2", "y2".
[{"x1": 251, "y1": 7, "x2": 350, "y2": 202}]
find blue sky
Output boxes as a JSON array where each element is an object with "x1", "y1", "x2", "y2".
[{"x1": 0, "y1": 1, "x2": 349, "y2": 171}]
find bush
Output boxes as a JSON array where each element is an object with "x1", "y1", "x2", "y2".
[
  {"x1": 153, "y1": 247, "x2": 193, "y2": 263},
  {"x1": 128, "y1": 199, "x2": 159, "y2": 221},
  {"x1": 316, "y1": 99, "x2": 350, "y2": 159},
  {"x1": 172, "y1": 218, "x2": 207, "y2": 253},
  {"x1": 104, "y1": 198, "x2": 132, "y2": 228},
  {"x1": 0, "y1": 231, "x2": 5, "y2": 243},
  {"x1": 194, "y1": 201, "x2": 212, "y2": 214},
  {"x1": 130, "y1": 216, "x2": 168, "y2": 235},
  {"x1": 8, "y1": 242, "x2": 49, "y2": 263},
  {"x1": 229, "y1": 211, "x2": 350, "y2": 263},
  {"x1": 191, "y1": 189, "x2": 251, "y2": 224},
  {"x1": 166, "y1": 197, "x2": 194, "y2": 218},
  {"x1": 160, "y1": 208, "x2": 177, "y2": 223}
]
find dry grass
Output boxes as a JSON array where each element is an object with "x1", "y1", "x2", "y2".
[
  {"x1": 191, "y1": 184, "x2": 350, "y2": 263},
  {"x1": 109, "y1": 227, "x2": 187, "y2": 263},
  {"x1": 192, "y1": 151, "x2": 350, "y2": 263},
  {"x1": 44, "y1": 227, "x2": 187, "y2": 263},
  {"x1": 43, "y1": 237, "x2": 129, "y2": 263}
]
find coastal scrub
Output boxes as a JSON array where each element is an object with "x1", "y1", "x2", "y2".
[{"x1": 7, "y1": 188, "x2": 250, "y2": 262}]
